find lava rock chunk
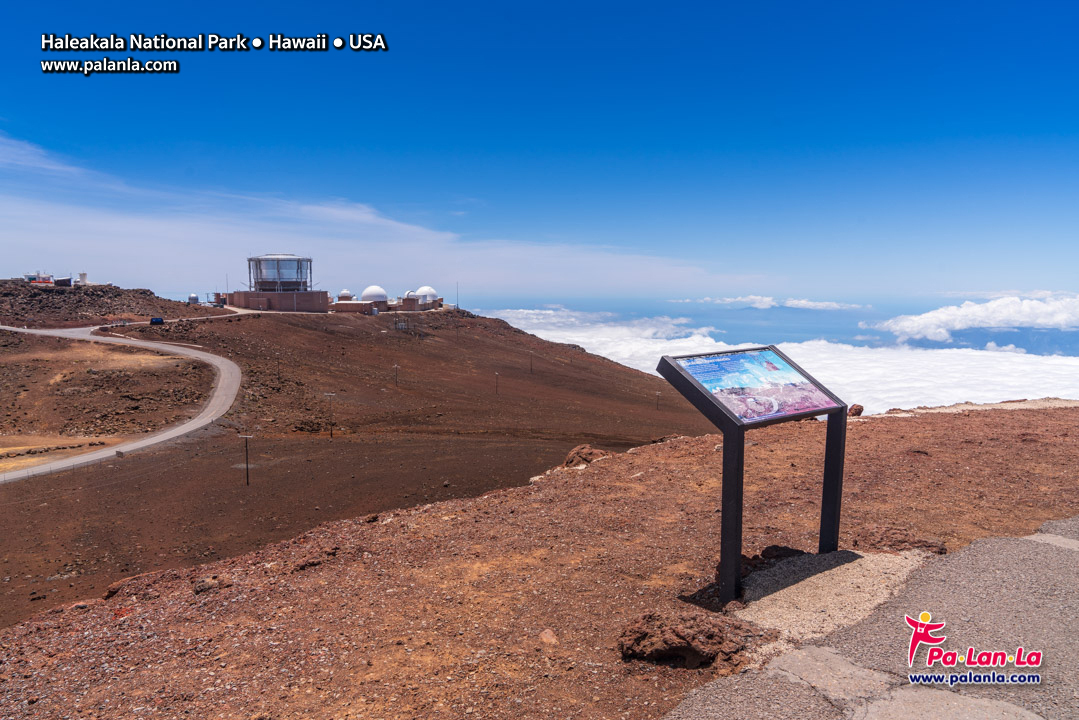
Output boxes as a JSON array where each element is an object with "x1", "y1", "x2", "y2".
[
  {"x1": 617, "y1": 610, "x2": 769, "y2": 670},
  {"x1": 562, "y1": 444, "x2": 609, "y2": 467}
]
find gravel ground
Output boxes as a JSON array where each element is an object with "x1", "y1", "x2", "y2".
[{"x1": 1037, "y1": 516, "x2": 1079, "y2": 541}]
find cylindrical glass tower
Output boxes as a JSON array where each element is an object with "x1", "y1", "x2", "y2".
[{"x1": 248, "y1": 254, "x2": 312, "y2": 292}]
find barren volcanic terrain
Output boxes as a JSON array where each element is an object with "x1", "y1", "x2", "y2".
[
  {"x1": 2, "y1": 406, "x2": 1078, "y2": 719},
  {"x1": 0, "y1": 309, "x2": 714, "y2": 626},
  {"x1": 0, "y1": 280, "x2": 230, "y2": 328}
]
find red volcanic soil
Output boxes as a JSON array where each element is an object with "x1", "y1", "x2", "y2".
[
  {"x1": 110, "y1": 310, "x2": 705, "y2": 443},
  {"x1": 2, "y1": 407, "x2": 1078, "y2": 719},
  {"x1": 0, "y1": 310, "x2": 714, "y2": 627},
  {"x1": 0, "y1": 280, "x2": 230, "y2": 328}
]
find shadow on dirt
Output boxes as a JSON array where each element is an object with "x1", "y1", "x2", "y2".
[{"x1": 678, "y1": 545, "x2": 861, "y2": 611}]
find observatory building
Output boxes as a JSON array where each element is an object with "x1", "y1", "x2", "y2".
[
  {"x1": 332, "y1": 284, "x2": 443, "y2": 314},
  {"x1": 394, "y1": 286, "x2": 441, "y2": 311},
  {"x1": 332, "y1": 285, "x2": 391, "y2": 314},
  {"x1": 227, "y1": 254, "x2": 330, "y2": 312},
  {"x1": 219, "y1": 253, "x2": 442, "y2": 314}
]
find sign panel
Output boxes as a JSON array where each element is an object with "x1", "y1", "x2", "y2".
[{"x1": 676, "y1": 348, "x2": 840, "y2": 424}]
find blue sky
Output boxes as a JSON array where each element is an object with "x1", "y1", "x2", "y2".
[{"x1": 3, "y1": 1, "x2": 1078, "y2": 306}]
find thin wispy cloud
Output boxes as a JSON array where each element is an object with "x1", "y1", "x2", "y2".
[
  {"x1": 670, "y1": 295, "x2": 778, "y2": 309},
  {"x1": 782, "y1": 298, "x2": 865, "y2": 310},
  {"x1": 0, "y1": 133, "x2": 81, "y2": 174},
  {"x1": 670, "y1": 296, "x2": 864, "y2": 310},
  {"x1": 0, "y1": 134, "x2": 762, "y2": 298}
]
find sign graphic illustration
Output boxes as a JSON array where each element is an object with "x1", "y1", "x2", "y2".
[{"x1": 676, "y1": 349, "x2": 840, "y2": 423}]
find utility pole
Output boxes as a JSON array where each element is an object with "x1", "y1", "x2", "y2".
[
  {"x1": 239, "y1": 435, "x2": 252, "y2": 486},
  {"x1": 324, "y1": 393, "x2": 336, "y2": 438},
  {"x1": 393, "y1": 364, "x2": 399, "y2": 387}
]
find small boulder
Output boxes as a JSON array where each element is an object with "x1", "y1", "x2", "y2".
[
  {"x1": 563, "y1": 444, "x2": 609, "y2": 467},
  {"x1": 848, "y1": 404, "x2": 864, "y2": 417},
  {"x1": 618, "y1": 611, "x2": 768, "y2": 670}
]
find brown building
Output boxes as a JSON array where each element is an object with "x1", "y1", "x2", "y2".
[
  {"x1": 333, "y1": 300, "x2": 377, "y2": 314},
  {"x1": 227, "y1": 290, "x2": 330, "y2": 312}
]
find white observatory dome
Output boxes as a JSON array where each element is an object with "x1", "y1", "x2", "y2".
[
  {"x1": 404, "y1": 290, "x2": 419, "y2": 299},
  {"x1": 416, "y1": 285, "x2": 438, "y2": 302},
  {"x1": 338, "y1": 288, "x2": 353, "y2": 300},
  {"x1": 360, "y1": 285, "x2": 388, "y2": 302}
]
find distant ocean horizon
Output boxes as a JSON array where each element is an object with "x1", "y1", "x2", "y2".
[
  {"x1": 478, "y1": 296, "x2": 1079, "y2": 416},
  {"x1": 480, "y1": 296, "x2": 1079, "y2": 356}
]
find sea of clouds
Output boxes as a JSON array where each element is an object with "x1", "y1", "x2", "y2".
[{"x1": 488, "y1": 308, "x2": 1079, "y2": 415}]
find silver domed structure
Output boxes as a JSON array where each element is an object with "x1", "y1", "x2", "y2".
[{"x1": 360, "y1": 285, "x2": 388, "y2": 302}]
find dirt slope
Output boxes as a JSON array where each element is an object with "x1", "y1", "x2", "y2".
[
  {"x1": 2, "y1": 407, "x2": 1078, "y2": 720},
  {"x1": 0, "y1": 309, "x2": 713, "y2": 627},
  {"x1": 112, "y1": 310, "x2": 704, "y2": 443}
]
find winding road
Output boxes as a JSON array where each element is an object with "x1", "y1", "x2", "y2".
[{"x1": 0, "y1": 322, "x2": 242, "y2": 484}]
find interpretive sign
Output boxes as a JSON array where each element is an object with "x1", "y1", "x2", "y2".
[
  {"x1": 657, "y1": 346, "x2": 847, "y2": 602},
  {"x1": 676, "y1": 348, "x2": 841, "y2": 424}
]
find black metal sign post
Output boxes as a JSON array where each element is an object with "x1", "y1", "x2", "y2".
[{"x1": 657, "y1": 346, "x2": 847, "y2": 603}]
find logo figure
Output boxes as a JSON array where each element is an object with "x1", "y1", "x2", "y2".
[{"x1": 905, "y1": 611, "x2": 946, "y2": 667}]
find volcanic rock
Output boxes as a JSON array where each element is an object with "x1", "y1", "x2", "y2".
[
  {"x1": 563, "y1": 444, "x2": 609, "y2": 467},
  {"x1": 853, "y1": 524, "x2": 946, "y2": 554},
  {"x1": 617, "y1": 610, "x2": 768, "y2": 670}
]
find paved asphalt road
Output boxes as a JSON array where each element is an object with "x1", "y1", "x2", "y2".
[
  {"x1": 665, "y1": 518, "x2": 1079, "y2": 719},
  {"x1": 0, "y1": 322, "x2": 242, "y2": 484}
]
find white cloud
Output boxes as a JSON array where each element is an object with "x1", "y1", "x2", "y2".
[
  {"x1": 489, "y1": 308, "x2": 1079, "y2": 415},
  {"x1": 782, "y1": 298, "x2": 865, "y2": 310},
  {"x1": 875, "y1": 296, "x2": 1079, "y2": 342},
  {"x1": 672, "y1": 295, "x2": 778, "y2": 309},
  {"x1": 984, "y1": 341, "x2": 1026, "y2": 354}
]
